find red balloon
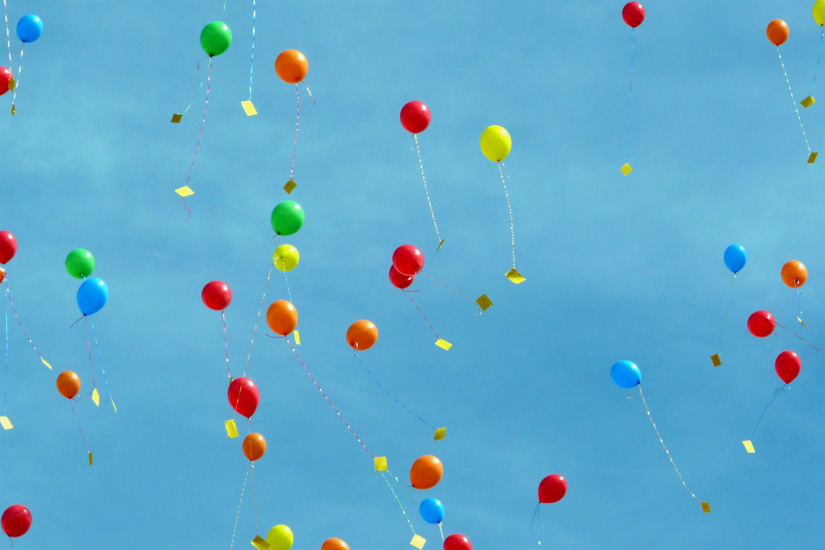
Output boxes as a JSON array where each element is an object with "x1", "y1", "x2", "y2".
[
  {"x1": 227, "y1": 377, "x2": 260, "y2": 418},
  {"x1": 622, "y1": 2, "x2": 645, "y2": 28},
  {"x1": 0, "y1": 231, "x2": 17, "y2": 264},
  {"x1": 443, "y1": 534, "x2": 472, "y2": 550},
  {"x1": 538, "y1": 474, "x2": 567, "y2": 503},
  {"x1": 775, "y1": 350, "x2": 801, "y2": 384},
  {"x1": 202, "y1": 281, "x2": 232, "y2": 310},
  {"x1": 1, "y1": 505, "x2": 31, "y2": 538},
  {"x1": 0, "y1": 67, "x2": 10, "y2": 97},
  {"x1": 389, "y1": 265, "x2": 415, "y2": 289},
  {"x1": 400, "y1": 101, "x2": 431, "y2": 134},
  {"x1": 747, "y1": 310, "x2": 776, "y2": 338},
  {"x1": 392, "y1": 244, "x2": 424, "y2": 277}
]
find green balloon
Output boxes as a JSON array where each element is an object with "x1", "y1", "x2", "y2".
[
  {"x1": 65, "y1": 249, "x2": 95, "y2": 279},
  {"x1": 271, "y1": 201, "x2": 305, "y2": 236},
  {"x1": 200, "y1": 21, "x2": 232, "y2": 57}
]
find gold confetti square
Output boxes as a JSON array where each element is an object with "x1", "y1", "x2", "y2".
[
  {"x1": 808, "y1": 152, "x2": 818, "y2": 164},
  {"x1": 475, "y1": 294, "x2": 493, "y2": 311},
  {"x1": 710, "y1": 354, "x2": 721, "y2": 367},
  {"x1": 241, "y1": 100, "x2": 258, "y2": 116},
  {"x1": 8, "y1": 77, "x2": 14, "y2": 91},
  {"x1": 251, "y1": 535, "x2": 270, "y2": 550},
  {"x1": 88, "y1": 452, "x2": 93, "y2": 466},
  {"x1": 0, "y1": 416, "x2": 13, "y2": 430},
  {"x1": 10, "y1": 104, "x2": 15, "y2": 116},
  {"x1": 410, "y1": 534, "x2": 426, "y2": 549},
  {"x1": 742, "y1": 440, "x2": 755, "y2": 454},
  {"x1": 801, "y1": 95, "x2": 815, "y2": 108},
  {"x1": 620, "y1": 162, "x2": 632, "y2": 176},
  {"x1": 433, "y1": 427, "x2": 446, "y2": 441},
  {"x1": 374, "y1": 456, "x2": 388, "y2": 471},
  {"x1": 798, "y1": 316, "x2": 808, "y2": 327},
  {"x1": 225, "y1": 419, "x2": 239, "y2": 439},
  {"x1": 175, "y1": 186, "x2": 194, "y2": 198},
  {"x1": 41, "y1": 357, "x2": 52, "y2": 369},
  {"x1": 437, "y1": 239, "x2": 446, "y2": 252},
  {"x1": 701, "y1": 502, "x2": 710, "y2": 513},
  {"x1": 294, "y1": 330, "x2": 301, "y2": 345},
  {"x1": 283, "y1": 180, "x2": 297, "y2": 194},
  {"x1": 435, "y1": 339, "x2": 452, "y2": 350},
  {"x1": 170, "y1": 113, "x2": 183, "y2": 123},
  {"x1": 92, "y1": 388, "x2": 100, "y2": 406},
  {"x1": 505, "y1": 268, "x2": 525, "y2": 284}
]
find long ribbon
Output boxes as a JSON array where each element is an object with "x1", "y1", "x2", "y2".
[
  {"x1": 244, "y1": 265, "x2": 273, "y2": 376},
  {"x1": 413, "y1": 134, "x2": 442, "y2": 246},
  {"x1": 777, "y1": 48, "x2": 812, "y2": 154},
  {"x1": 498, "y1": 162, "x2": 516, "y2": 269},
  {"x1": 402, "y1": 289, "x2": 441, "y2": 340},
  {"x1": 247, "y1": 0, "x2": 256, "y2": 102},
  {"x1": 750, "y1": 384, "x2": 788, "y2": 439},
  {"x1": 229, "y1": 466, "x2": 250, "y2": 550},
  {"x1": 289, "y1": 84, "x2": 300, "y2": 181},
  {"x1": 181, "y1": 58, "x2": 214, "y2": 213},
  {"x1": 4, "y1": 278, "x2": 51, "y2": 368},
  {"x1": 625, "y1": 29, "x2": 635, "y2": 163},
  {"x1": 221, "y1": 310, "x2": 231, "y2": 380}
]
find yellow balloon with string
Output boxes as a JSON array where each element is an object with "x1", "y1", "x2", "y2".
[
  {"x1": 480, "y1": 125, "x2": 511, "y2": 162},
  {"x1": 273, "y1": 244, "x2": 299, "y2": 272},
  {"x1": 815, "y1": 0, "x2": 825, "y2": 26}
]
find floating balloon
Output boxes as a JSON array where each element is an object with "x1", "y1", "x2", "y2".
[
  {"x1": 77, "y1": 278, "x2": 108, "y2": 316},
  {"x1": 479, "y1": 125, "x2": 511, "y2": 162},
  {"x1": 392, "y1": 244, "x2": 425, "y2": 276},
  {"x1": 723, "y1": 244, "x2": 747, "y2": 274},
  {"x1": 321, "y1": 539, "x2": 349, "y2": 550},
  {"x1": 538, "y1": 474, "x2": 567, "y2": 503},
  {"x1": 273, "y1": 245, "x2": 300, "y2": 272},
  {"x1": 266, "y1": 525, "x2": 294, "y2": 550},
  {"x1": 346, "y1": 320, "x2": 378, "y2": 351},
  {"x1": 1, "y1": 505, "x2": 31, "y2": 537},
  {"x1": 389, "y1": 265, "x2": 415, "y2": 289},
  {"x1": 16, "y1": 15, "x2": 42, "y2": 43},
  {"x1": 767, "y1": 19, "x2": 789, "y2": 46},
  {"x1": 202, "y1": 281, "x2": 232, "y2": 311},
  {"x1": 65, "y1": 249, "x2": 95, "y2": 279},
  {"x1": 610, "y1": 360, "x2": 641, "y2": 388},
  {"x1": 56, "y1": 371, "x2": 80, "y2": 400},
  {"x1": 443, "y1": 534, "x2": 472, "y2": 550},
  {"x1": 227, "y1": 377, "x2": 260, "y2": 418},
  {"x1": 266, "y1": 300, "x2": 298, "y2": 336},
  {"x1": 781, "y1": 260, "x2": 807, "y2": 288},
  {"x1": 400, "y1": 101, "x2": 431, "y2": 134},
  {"x1": 410, "y1": 455, "x2": 443, "y2": 489},
  {"x1": 747, "y1": 310, "x2": 776, "y2": 338},
  {"x1": 271, "y1": 201, "x2": 305, "y2": 236},
  {"x1": 0, "y1": 231, "x2": 17, "y2": 264},
  {"x1": 419, "y1": 497, "x2": 445, "y2": 524},
  {"x1": 275, "y1": 50, "x2": 308, "y2": 83},
  {"x1": 243, "y1": 433, "x2": 267, "y2": 461},
  {"x1": 775, "y1": 350, "x2": 801, "y2": 384},
  {"x1": 0, "y1": 266, "x2": 5, "y2": 284},
  {"x1": 816, "y1": 0, "x2": 825, "y2": 26},
  {"x1": 622, "y1": 2, "x2": 645, "y2": 27},
  {"x1": 0, "y1": 67, "x2": 10, "y2": 96},
  {"x1": 200, "y1": 22, "x2": 232, "y2": 56}
]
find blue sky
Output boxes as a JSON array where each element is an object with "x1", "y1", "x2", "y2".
[{"x1": 2, "y1": 1, "x2": 825, "y2": 548}]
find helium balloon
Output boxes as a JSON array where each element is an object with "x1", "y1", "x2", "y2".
[
  {"x1": 227, "y1": 377, "x2": 260, "y2": 418},
  {"x1": 443, "y1": 534, "x2": 472, "y2": 550},
  {"x1": 202, "y1": 281, "x2": 232, "y2": 311},
  {"x1": 815, "y1": 0, "x2": 825, "y2": 26},
  {"x1": 781, "y1": 261, "x2": 807, "y2": 288},
  {"x1": 16, "y1": 15, "x2": 42, "y2": 43},
  {"x1": 275, "y1": 50, "x2": 308, "y2": 83},
  {"x1": 610, "y1": 360, "x2": 641, "y2": 388},
  {"x1": 723, "y1": 244, "x2": 747, "y2": 274},
  {"x1": 392, "y1": 244, "x2": 425, "y2": 276},
  {"x1": 243, "y1": 433, "x2": 267, "y2": 461},
  {"x1": 266, "y1": 525, "x2": 294, "y2": 550},
  {"x1": 767, "y1": 20, "x2": 789, "y2": 46},
  {"x1": 271, "y1": 201, "x2": 305, "y2": 236},
  {"x1": 200, "y1": 22, "x2": 232, "y2": 56},
  {"x1": 1, "y1": 505, "x2": 31, "y2": 537},
  {"x1": 266, "y1": 300, "x2": 298, "y2": 336},
  {"x1": 775, "y1": 350, "x2": 801, "y2": 384},
  {"x1": 410, "y1": 455, "x2": 443, "y2": 489},
  {"x1": 479, "y1": 125, "x2": 511, "y2": 162},
  {"x1": 273, "y1": 245, "x2": 300, "y2": 272},
  {"x1": 747, "y1": 310, "x2": 776, "y2": 338},
  {"x1": 0, "y1": 231, "x2": 17, "y2": 264},
  {"x1": 0, "y1": 266, "x2": 5, "y2": 284},
  {"x1": 346, "y1": 320, "x2": 378, "y2": 351},
  {"x1": 0, "y1": 67, "x2": 11, "y2": 96},
  {"x1": 419, "y1": 497, "x2": 445, "y2": 524},
  {"x1": 622, "y1": 2, "x2": 645, "y2": 27},
  {"x1": 389, "y1": 265, "x2": 415, "y2": 289},
  {"x1": 77, "y1": 278, "x2": 108, "y2": 316},
  {"x1": 56, "y1": 371, "x2": 80, "y2": 400},
  {"x1": 538, "y1": 474, "x2": 567, "y2": 503},
  {"x1": 65, "y1": 249, "x2": 95, "y2": 279},
  {"x1": 400, "y1": 101, "x2": 431, "y2": 134},
  {"x1": 321, "y1": 539, "x2": 350, "y2": 550}
]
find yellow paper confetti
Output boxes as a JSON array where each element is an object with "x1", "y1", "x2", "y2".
[
  {"x1": 798, "y1": 316, "x2": 808, "y2": 327},
  {"x1": 475, "y1": 294, "x2": 493, "y2": 311},
  {"x1": 435, "y1": 339, "x2": 452, "y2": 350},
  {"x1": 701, "y1": 502, "x2": 711, "y2": 513},
  {"x1": 374, "y1": 456, "x2": 388, "y2": 471},
  {"x1": 91, "y1": 388, "x2": 100, "y2": 407},
  {"x1": 10, "y1": 104, "x2": 15, "y2": 116},
  {"x1": 620, "y1": 162, "x2": 632, "y2": 176},
  {"x1": 40, "y1": 357, "x2": 52, "y2": 370},
  {"x1": 283, "y1": 180, "x2": 297, "y2": 194},
  {"x1": 241, "y1": 100, "x2": 258, "y2": 116},
  {"x1": 251, "y1": 535, "x2": 269, "y2": 550},
  {"x1": 0, "y1": 416, "x2": 13, "y2": 430},
  {"x1": 436, "y1": 239, "x2": 446, "y2": 253},
  {"x1": 175, "y1": 186, "x2": 194, "y2": 198},
  {"x1": 433, "y1": 427, "x2": 446, "y2": 441},
  {"x1": 808, "y1": 152, "x2": 818, "y2": 164},
  {"x1": 710, "y1": 354, "x2": 721, "y2": 367},
  {"x1": 88, "y1": 452, "x2": 93, "y2": 466},
  {"x1": 8, "y1": 77, "x2": 14, "y2": 92},
  {"x1": 225, "y1": 419, "x2": 239, "y2": 438},
  {"x1": 742, "y1": 440, "x2": 755, "y2": 453},
  {"x1": 801, "y1": 95, "x2": 816, "y2": 108},
  {"x1": 111, "y1": 398, "x2": 118, "y2": 413},
  {"x1": 294, "y1": 330, "x2": 301, "y2": 345},
  {"x1": 410, "y1": 534, "x2": 426, "y2": 549},
  {"x1": 505, "y1": 268, "x2": 525, "y2": 284},
  {"x1": 170, "y1": 113, "x2": 183, "y2": 123}
]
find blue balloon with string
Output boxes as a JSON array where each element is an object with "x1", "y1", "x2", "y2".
[
  {"x1": 611, "y1": 360, "x2": 641, "y2": 388},
  {"x1": 723, "y1": 244, "x2": 747, "y2": 274},
  {"x1": 16, "y1": 15, "x2": 42, "y2": 43},
  {"x1": 419, "y1": 497, "x2": 445, "y2": 524},
  {"x1": 77, "y1": 278, "x2": 108, "y2": 316}
]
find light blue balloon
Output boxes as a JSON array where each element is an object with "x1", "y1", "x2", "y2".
[
  {"x1": 419, "y1": 497, "x2": 444, "y2": 524},
  {"x1": 16, "y1": 14, "x2": 42, "y2": 43},
  {"x1": 723, "y1": 244, "x2": 747, "y2": 274},
  {"x1": 611, "y1": 360, "x2": 641, "y2": 388},
  {"x1": 77, "y1": 278, "x2": 108, "y2": 316}
]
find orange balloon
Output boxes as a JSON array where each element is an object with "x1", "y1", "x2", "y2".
[
  {"x1": 56, "y1": 371, "x2": 81, "y2": 400},
  {"x1": 0, "y1": 266, "x2": 5, "y2": 284},
  {"x1": 243, "y1": 433, "x2": 267, "y2": 461},
  {"x1": 767, "y1": 19, "x2": 789, "y2": 46},
  {"x1": 781, "y1": 260, "x2": 807, "y2": 288},
  {"x1": 275, "y1": 50, "x2": 308, "y2": 83},
  {"x1": 410, "y1": 455, "x2": 443, "y2": 489},
  {"x1": 266, "y1": 300, "x2": 298, "y2": 336},
  {"x1": 321, "y1": 538, "x2": 350, "y2": 550},
  {"x1": 346, "y1": 320, "x2": 378, "y2": 351}
]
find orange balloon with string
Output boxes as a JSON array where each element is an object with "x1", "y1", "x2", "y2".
[
  {"x1": 321, "y1": 539, "x2": 349, "y2": 550},
  {"x1": 346, "y1": 320, "x2": 378, "y2": 351},
  {"x1": 275, "y1": 50, "x2": 308, "y2": 83},
  {"x1": 266, "y1": 300, "x2": 298, "y2": 336},
  {"x1": 781, "y1": 260, "x2": 807, "y2": 288},
  {"x1": 243, "y1": 433, "x2": 267, "y2": 461},
  {"x1": 56, "y1": 371, "x2": 81, "y2": 400},
  {"x1": 410, "y1": 455, "x2": 443, "y2": 489},
  {"x1": 767, "y1": 19, "x2": 789, "y2": 46},
  {"x1": 0, "y1": 266, "x2": 4, "y2": 284}
]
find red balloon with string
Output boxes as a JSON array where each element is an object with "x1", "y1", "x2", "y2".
[
  {"x1": 538, "y1": 474, "x2": 567, "y2": 503},
  {"x1": 400, "y1": 101, "x2": 431, "y2": 134},
  {"x1": 389, "y1": 265, "x2": 415, "y2": 289},
  {"x1": 622, "y1": 2, "x2": 645, "y2": 28},
  {"x1": 392, "y1": 244, "x2": 425, "y2": 277},
  {"x1": 0, "y1": 231, "x2": 17, "y2": 264},
  {"x1": 443, "y1": 534, "x2": 472, "y2": 550},
  {"x1": 202, "y1": 281, "x2": 232, "y2": 311},
  {"x1": 747, "y1": 310, "x2": 776, "y2": 338},
  {"x1": 0, "y1": 67, "x2": 11, "y2": 97},
  {"x1": 1, "y1": 505, "x2": 31, "y2": 537},
  {"x1": 775, "y1": 350, "x2": 800, "y2": 384},
  {"x1": 227, "y1": 377, "x2": 260, "y2": 417}
]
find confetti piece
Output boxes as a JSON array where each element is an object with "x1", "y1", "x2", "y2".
[
  {"x1": 374, "y1": 456, "x2": 388, "y2": 471},
  {"x1": 294, "y1": 330, "x2": 301, "y2": 345},
  {"x1": 91, "y1": 388, "x2": 100, "y2": 407},
  {"x1": 111, "y1": 398, "x2": 118, "y2": 413},
  {"x1": 620, "y1": 162, "x2": 632, "y2": 176},
  {"x1": 175, "y1": 186, "x2": 194, "y2": 198},
  {"x1": 505, "y1": 268, "x2": 525, "y2": 284},
  {"x1": 701, "y1": 502, "x2": 710, "y2": 513},
  {"x1": 0, "y1": 416, "x2": 12, "y2": 430},
  {"x1": 10, "y1": 104, "x2": 14, "y2": 116},
  {"x1": 88, "y1": 452, "x2": 93, "y2": 466},
  {"x1": 225, "y1": 419, "x2": 239, "y2": 439},
  {"x1": 436, "y1": 239, "x2": 445, "y2": 253},
  {"x1": 798, "y1": 316, "x2": 808, "y2": 327},
  {"x1": 742, "y1": 440, "x2": 755, "y2": 453},
  {"x1": 283, "y1": 180, "x2": 297, "y2": 194},
  {"x1": 40, "y1": 357, "x2": 52, "y2": 370},
  {"x1": 241, "y1": 100, "x2": 258, "y2": 117},
  {"x1": 170, "y1": 113, "x2": 183, "y2": 123},
  {"x1": 410, "y1": 534, "x2": 426, "y2": 549},
  {"x1": 251, "y1": 535, "x2": 269, "y2": 550},
  {"x1": 433, "y1": 427, "x2": 446, "y2": 441},
  {"x1": 435, "y1": 339, "x2": 452, "y2": 350},
  {"x1": 475, "y1": 294, "x2": 493, "y2": 311},
  {"x1": 808, "y1": 152, "x2": 818, "y2": 164},
  {"x1": 710, "y1": 354, "x2": 721, "y2": 367},
  {"x1": 8, "y1": 78, "x2": 14, "y2": 92},
  {"x1": 802, "y1": 95, "x2": 816, "y2": 108}
]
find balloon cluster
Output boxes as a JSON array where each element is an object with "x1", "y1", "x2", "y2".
[
  {"x1": 389, "y1": 244, "x2": 424, "y2": 289},
  {"x1": 66, "y1": 248, "x2": 108, "y2": 317}
]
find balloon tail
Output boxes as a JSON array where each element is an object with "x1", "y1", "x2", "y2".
[
  {"x1": 775, "y1": 321, "x2": 822, "y2": 353},
  {"x1": 497, "y1": 162, "x2": 517, "y2": 269},
  {"x1": 4, "y1": 279, "x2": 50, "y2": 368},
  {"x1": 304, "y1": 82, "x2": 315, "y2": 105},
  {"x1": 70, "y1": 401, "x2": 92, "y2": 461},
  {"x1": 750, "y1": 384, "x2": 788, "y2": 439},
  {"x1": 179, "y1": 70, "x2": 207, "y2": 117},
  {"x1": 423, "y1": 272, "x2": 483, "y2": 314},
  {"x1": 536, "y1": 503, "x2": 542, "y2": 550},
  {"x1": 247, "y1": 0, "x2": 256, "y2": 102},
  {"x1": 84, "y1": 317, "x2": 99, "y2": 397},
  {"x1": 289, "y1": 84, "x2": 300, "y2": 181},
  {"x1": 3, "y1": 0, "x2": 11, "y2": 70},
  {"x1": 229, "y1": 466, "x2": 250, "y2": 550},
  {"x1": 379, "y1": 470, "x2": 419, "y2": 538},
  {"x1": 244, "y1": 265, "x2": 273, "y2": 376},
  {"x1": 180, "y1": 58, "x2": 213, "y2": 209},
  {"x1": 221, "y1": 310, "x2": 231, "y2": 380},
  {"x1": 402, "y1": 289, "x2": 442, "y2": 340},
  {"x1": 251, "y1": 463, "x2": 260, "y2": 536},
  {"x1": 438, "y1": 522, "x2": 445, "y2": 542},
  {"x1": 717, "y1": 274, "x2": 737, "y2": 350},
  {"x1": 89, "y1": 320, "x2": 114, "y2": 410},
  {"x1": 625, "y1": 29, "x2": 635, "y2": 163},
  {"x1": 413, "y1": 133, "x2": 443, "y2": 247},
  {"x1": 3, "y1": 307, "x2": 8, "y2": 416},
  {"x1": 9, "y1": 43, "x2": 21, "y2": 115},
  {"x1": 281, "y1": 266, "x2": 293, "y2": 306},
  {"x1": 811, "y1": 27, "x2": 824, "y2": 97},
  {"x1": 777, "y1": 48, "x2": 813, "y2": 155},
  {"x1": 795, "y1": 286, "x2": 804, "y2": 326}
]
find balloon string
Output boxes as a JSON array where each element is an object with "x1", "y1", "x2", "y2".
[
  {"x1": 775, "y1": 322, "x2": 822, "y2": 353},
  {"x1": 777, "y1": 48, "x2": 812, "y2": 154},
  {"x1": 402, "y1": 289, "x2": 441, "y2": 340},
  {"x1": 498, "y1": 162, "x2": 516, "y2": 269},
  {"x1": 3, "y1": 307, "x2": 8, "y2": 416},
  {"x1": 84, "y1": 317, "x2": 99, "y2": 396},
  {"x1": 795, "y1": 285, "x2": 804, "y2": 324},
  {"x1": 90, "y1": 320, "x2": 114, "y2": 410},
  {"x1": 182, "y1": 58, "x2": 213, "y2": 205},
  {"x1": 244, "y1": 265, "x2": 273, "y2": 377},
  {"x1": 289, "y1": 84, "x2": 300, "y2": 181},
  {"x1": 70, "y1": 401, "x2": 91, "y2": 458},
  {"x1": 285, "y1": 336, "x2": 374, "y2": 458},
  {"x1": 750, "y1": 384, "x2": 788, "y2": 439},
  {"x1": 248, "y1": 0, "x2": 256, "y2": 101},
  {"x1": 251, "y1": 463, "x2": 260, "y2": 535},
  {"x1": 281, "y1": 266, "x2": 293, "y2": 306},
  {"x1": 10, "y1": 44, "x2": 21, "y2": 115},
  {"x1": 536, "y1": 503, "x2": 542, "y2": 550},
  {"x1": 3, "y1": 0, "x2": 11, "y2": 71},
  {"x1": 717, "y1": 274, "x2": 736, "y2": 349},
  {"x1": 438, "y1": 522, "x2": 445, "y2": 542},
  {"x1": 3, "y1": 279, "x2": 50, "y2": 368},
  {"x1": 354, "y1": 349, "x2": 436, "y2": 431},
  {"x1": 221, "y1": 310, "x2": 231, "y2": 380},
  {"x1": 229, "y1": 466, "x2": 250, "y2": 550},
  {"x1": 379, "y1": 470, "x2": 418, "y2": 537},
  {"x1": 423, "y1": 272, "x2": 482, "y2": 314},
  {"x1": 811, "y1": 27, "x2": 824, "y2": 97},
  {"x1": 638, "y1": 385, "x2": 702, "y2": 504},
  {"x1": 413, "y1": 133, "x2": 442, "y2": 246},
  {"x1": 625, "y1": 29, "x2": 635, "y2": 162},
  {"x1": 181, "y1": 69, "x2": 207, "y2": 116}
]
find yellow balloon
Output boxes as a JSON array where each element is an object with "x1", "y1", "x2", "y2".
[
  {"x1": 266, "y1": 525, "x2": 294, "y2": 550},
  {"x1": 815, "y1": 0, "x2": 825, "y2": 25},
  {"x1": 273, "y1": 244, "x2": 299, "y2": 272},
  {"x1": 480, "y1": 125, "x2": 511, "y2": 162}
]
